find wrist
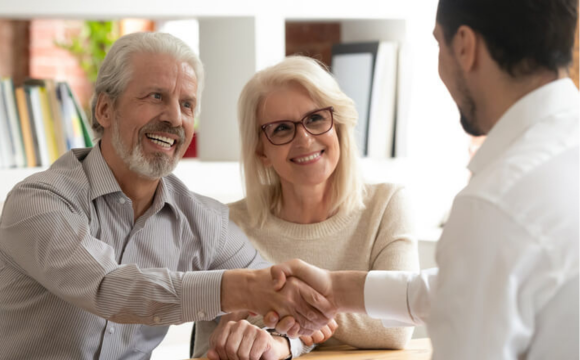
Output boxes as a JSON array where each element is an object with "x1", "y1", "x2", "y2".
[
  {"x1": 270, "y1": 332, "x2": 292, "y2": 359},
  {"x1": 330, "y1": 271, "x2": 367, "y2": 313},
  {"x1": 221, "y1": 269, "x2": 253, "y2": 312}
]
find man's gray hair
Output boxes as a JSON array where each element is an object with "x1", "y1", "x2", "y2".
[{"x1": 89, "y1": 32, "x2": 205, "y2": 139}]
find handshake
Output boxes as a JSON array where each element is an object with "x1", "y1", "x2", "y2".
[{"x1": 221, "y1": 259, "x2": 367, "y2": 337}]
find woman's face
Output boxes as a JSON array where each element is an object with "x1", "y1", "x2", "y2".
[{"x1": 257, "y1": 83, "x2": 340, "y2": 190}]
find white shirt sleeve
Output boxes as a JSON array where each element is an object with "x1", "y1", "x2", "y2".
[{"x1": 364, "y1": 268, "x2": 437, "y2": 327}]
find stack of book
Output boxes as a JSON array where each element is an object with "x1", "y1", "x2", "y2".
[{"x1": 0, "y1": 78, "x2": 93, "y2": 169}]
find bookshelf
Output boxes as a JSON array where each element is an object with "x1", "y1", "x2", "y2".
[{"x1": 0, "y1": 0, "x2": 465, "y2": 164}]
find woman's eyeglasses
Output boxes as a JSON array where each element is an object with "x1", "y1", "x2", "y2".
[{"x1": 260, "y1": 106, "x2": 334, "y2": 146}]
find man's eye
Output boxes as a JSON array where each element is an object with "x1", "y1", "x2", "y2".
[
  {"x1": 183, "y1": 101, "x2": 192, "y2": 109},
  {"x1": 151, "y1": 93, "x2": 162, "y2": 100}
]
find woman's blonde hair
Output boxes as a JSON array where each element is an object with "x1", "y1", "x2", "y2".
[{"x1": 238, "y1": 56, "x2": 365, "y2": 227}]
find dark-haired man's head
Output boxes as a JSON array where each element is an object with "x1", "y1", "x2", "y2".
[{"x1": 434, "y1": 0, "x2": 578, "y2": 136}]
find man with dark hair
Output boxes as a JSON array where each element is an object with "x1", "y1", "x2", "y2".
[{"x1": 268, "y1": 0, "x2": 579, "y2": 359}]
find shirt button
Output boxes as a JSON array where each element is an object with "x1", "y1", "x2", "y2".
[
  {"x1": 197, "y1": 310, "x2": 206, "y2": 318},
  {"x1": 118, "y1": 197, "x2": 126, "y2": 204},
  {"x1": 109, "y1": 327, "x2": 115, "y2": 334},
  {"x1": 153, "y1": 316, "x2": 161, "y2": 324}
]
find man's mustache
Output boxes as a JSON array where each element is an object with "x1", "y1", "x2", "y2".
[{"x1": 139, "y1": 122, "x2": 186, "y2": 145}]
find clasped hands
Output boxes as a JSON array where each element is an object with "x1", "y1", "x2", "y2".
[{"x1": 214, "y1": 259, "x2": 342, "y2": 359}]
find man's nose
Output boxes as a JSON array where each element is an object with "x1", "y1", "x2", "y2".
[{"x1": 164, "y1": 100, "x2": 183, "y2": 127}]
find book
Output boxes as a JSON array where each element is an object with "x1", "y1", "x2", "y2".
[
  {"x1": 57, "y1": 82, "x2": 85, "y2": 150},
  {"x1": 1, "y1": 78, "x2": 26, "y2": 167},
  {"x1": 1, "y1": 78, "x2": 91, "y2": 168},
  {"x1": 39, "y1": 86, "x2": 60, "y2": 163},
  {"x1": 27, "y1": 85, "x2": 50, "y2": 167},
  {"x1": 63, "y1": 82, "x2": 93, "y2": 147},
  {"x1": 331, "y1": 42, "x2": 380, "y2": 156},
  {"x1": 15, "y1": 87, "x2": 37, "y2": 167},
  {"x1": 366, "y1": 42, "x2": 398, "y2": 159},
  {"x1": 331, "y1": 41, "x2": 400, "y2": 159},
  {"x1": 0, "y1": 85, "x2": 12, "y2": 168},
  {"x1": 45, "y1": 80, "x2": 68, "y2": 155}
]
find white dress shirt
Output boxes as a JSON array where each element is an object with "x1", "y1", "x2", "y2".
[{"x1": 364, "y1": 78, "x2": 579, "y2": 360}]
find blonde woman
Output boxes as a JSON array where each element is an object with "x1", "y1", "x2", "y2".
[{"x1": 193, "y1": 56, "x2": 419, "y2": 360}]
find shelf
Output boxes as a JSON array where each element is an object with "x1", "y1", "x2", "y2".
[{"x1": 0, "y1": 0, "x2": 416, "y2": 20}]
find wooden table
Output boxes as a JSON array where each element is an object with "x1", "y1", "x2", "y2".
[{"x1": 190, "y1": 338, "x2": 432, "y2": 360}]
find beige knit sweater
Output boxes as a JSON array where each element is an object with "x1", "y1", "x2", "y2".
[{"x1": 193, "y1": 183, "x2": 419, "y2": 357}]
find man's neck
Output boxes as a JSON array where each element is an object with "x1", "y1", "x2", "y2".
[
  {"x1": 478, "y1": 68, "x2": 567, "y2": 134},
  {"x1": 100, "y1": 140, "x2": 159, "y2": 221}
]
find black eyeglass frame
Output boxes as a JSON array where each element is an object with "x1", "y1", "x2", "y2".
[{"x1": 260, "y1": 106, "x2": 335, "y2": 146}]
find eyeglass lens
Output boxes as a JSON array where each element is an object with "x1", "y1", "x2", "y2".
[{"x1": 264, "y1": 108, "x2": 332, "y2": 145}]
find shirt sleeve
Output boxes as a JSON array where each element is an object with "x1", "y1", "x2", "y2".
[
  {"x1": 428, "y1": 196, "x2": 541, "y2": 360},
  {"x1": 364, "y1": 268, "x2": 437, "y2": 327},
  {"x1": 183, "y1": 218, "x2": 271, "y2": 321},
  {"x1": 0, "y1": 181, "x2": 265, "y2": 327}
]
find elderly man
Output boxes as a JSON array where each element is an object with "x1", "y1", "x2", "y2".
[
  {"x1": 0, "y1": 32, "x2": 334, "y2": 359},
  {"x1": 271, "y1": 0, "x2": 579, "y2": 359}
]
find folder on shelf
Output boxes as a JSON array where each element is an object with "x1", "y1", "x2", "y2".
[
  {"x1": 15, "y1": 87, "x2": 37, "y2": 167},
  {"x1": 367, "y1": 42, "x2": 398, "y2": 159},
  {"x1": 0, "y1": 84, "x2": 13, "y2": 169},
  {"x1": 27, "y1": 85, "x2": 51, "y2": 167},
  {"x1": 331, "y1": 42, "x2": 377, "y2": 156},
  {"x1": 45, "y1": 80, "x2": 68, "y2": 156},
  {"x1": 63, "y1": 82, "x2": 93, "y2": 147},
  {"x1": 39, "y1": 86, "x2": 60, "y2": 163},
  {"x1": 24, "y1": 86, "x2": 42, "y2": 166},
  {"x1": 1, "y1": 78, "x2": 26, "y2": 168},
  {"x1": 57, "y1": 82, "x2": 86, "y2": 150},
  {"x1": 331, "y1": 41, "x2": 399, "y2": 159}
]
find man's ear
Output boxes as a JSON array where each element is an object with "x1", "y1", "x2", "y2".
[
  {"x1": 453, "y1": 25, "x2": 478, "y2": 72},
  {"x1": 95, "y1": 93, "x2": 114, "y2": 129}
]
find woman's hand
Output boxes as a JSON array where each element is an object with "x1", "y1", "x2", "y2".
[
  {"x1": 207, "y1": 319, "x2": 290, "y2": 360},
  {"x1": 299, "y1": 319, "x2": 338, "y2": 346}
]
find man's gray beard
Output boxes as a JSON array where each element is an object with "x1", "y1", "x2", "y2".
[{"x1": 111, "y1": 119, "x2": 179, "y2": 179}]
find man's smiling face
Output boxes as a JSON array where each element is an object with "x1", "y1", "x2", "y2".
[{"x1": 109, "y1": 52, "x2": 198, "y2": 179}]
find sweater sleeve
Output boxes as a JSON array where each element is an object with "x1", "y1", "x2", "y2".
[{"x1": 327, "y1": 186, "x2": 420, "y2": 349}]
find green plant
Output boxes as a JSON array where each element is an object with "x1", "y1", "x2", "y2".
[{"x1": 56, "y1": 21, "x2": 119, "y2": 83}]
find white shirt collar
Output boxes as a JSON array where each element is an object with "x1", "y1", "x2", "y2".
[{"x1": 468, "y1": 78, "x2": 579, "y2": 175}]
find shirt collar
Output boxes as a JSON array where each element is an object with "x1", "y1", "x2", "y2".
[
  {"x1": 82, "y1": 143, "x2": 177, "y2": 215},
  {"x1": 82, "y1": 143, "x2": 124, "y2": 201},
  {"x1": 468, "y1": 78, "x2": 579, "y2": 174}
]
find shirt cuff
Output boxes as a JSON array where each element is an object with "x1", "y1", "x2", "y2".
[
  {"x1": 289, "y1": 337, "x2": 316, "y2": 358},
  {"x1": 182, "y1": 270, "x2": 225, "y2": 322},
  {"x1": 364, "y1": 270, "x2": 415, "y2": 326}
]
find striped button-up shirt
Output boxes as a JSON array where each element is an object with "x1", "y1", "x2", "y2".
[{"x1": 0, "y1": 145, "x2": 268, "y2": 359}]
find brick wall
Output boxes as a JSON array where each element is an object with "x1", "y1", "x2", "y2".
[
  {"x1": 29, "y1": 20, "x2": 93, "y2": 109},
  {"x1": 0, "y1": 20, "x2": 29, "y2": 85},
  {"x1": 285, "y1": 22, "x2": 341, "y2": 67}
]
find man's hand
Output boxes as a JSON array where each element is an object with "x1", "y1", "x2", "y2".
[
  {"x1": 221, "y1": 267, "x2": 337, "y2": 336},
  {"x1": 207, "y1": 319, "x2": 289, "y2": 360},
  {"x1": 265, "y1": 259, "x2": 367, "y2": 334}
]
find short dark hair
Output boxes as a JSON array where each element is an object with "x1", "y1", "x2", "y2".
[{"x1": 436, "y1": 0, "x2": 578, "y2": 77}]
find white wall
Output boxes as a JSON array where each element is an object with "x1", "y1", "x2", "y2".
[{"x1": 197, "y1": 16, "x2": 285, "y2": 161}]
